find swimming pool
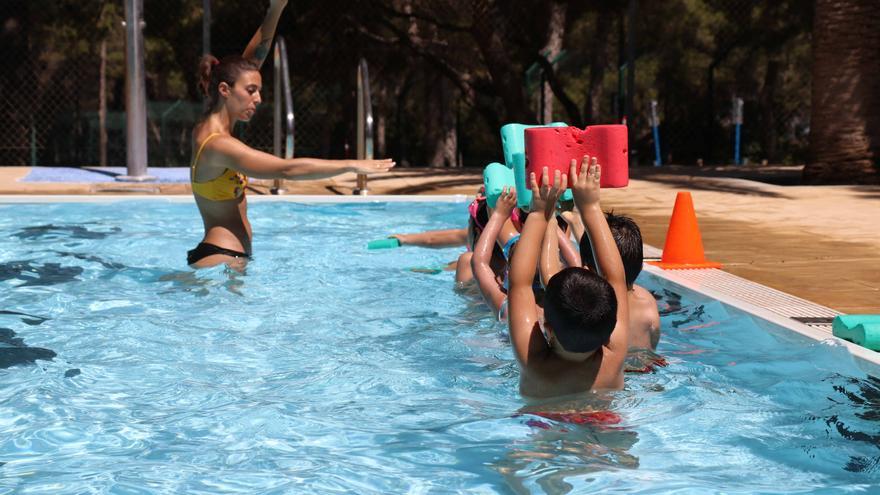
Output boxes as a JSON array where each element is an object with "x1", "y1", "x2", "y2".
[{"x1": 1, "y1": 199, "x2": 878, "y2": 493}]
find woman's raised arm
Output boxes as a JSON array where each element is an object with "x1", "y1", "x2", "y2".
[{"x1": 243, "y1": 0, "x2": 289, "y2": 68}]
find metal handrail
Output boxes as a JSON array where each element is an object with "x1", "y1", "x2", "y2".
[
  {"x1": 354, "y1": 58, "x2": 373, "y2": 195},
  {"x1": 272, "y1": 37, "x2": 295, "y2": 194}
]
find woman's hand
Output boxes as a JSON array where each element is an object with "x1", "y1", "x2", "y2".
[
  {"x1": 270, "y1": 0, "x2": 289, "y2": 9},
  {"x1": 570, "y1": 155, "x2": 601, "y2": 209},
  {"x1": 349, "y1": 158, "x2": 396, "y2": 174},
  {"x1": 529, "y1": 167, "x2": 567, "y2": 220}
]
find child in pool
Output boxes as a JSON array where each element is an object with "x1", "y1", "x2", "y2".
[
  {"x1": 470, "y1": 187, "x2": 518, "y2": 320},
  {"x1": 579, "y1": 212, "x2": 661, "y2": 352},
  {"x1": 454, "y1": 192, "x2": 504, "y2": 287},
  {"x1": 471, "y1": 186, "x2": 578, "y2": 321},
  {"x1": 508, "y1": 157, "x2": 629, "y2": 398}
]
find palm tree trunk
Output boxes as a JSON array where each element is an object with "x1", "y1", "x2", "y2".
[{"x1": 804, "y1": 0, "x2": 880, "y2": 184}]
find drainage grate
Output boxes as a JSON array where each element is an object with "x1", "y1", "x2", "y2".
[
  {"x1": 791, "y1": 316, "x2": 836, "y2": 325},
  {"x1": 643, "y1": 244, "x2": 663, "y2": 261}
]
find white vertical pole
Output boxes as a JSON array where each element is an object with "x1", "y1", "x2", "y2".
[{"x1": 119, "y1": 0, "x2": 154, "y2": 181}]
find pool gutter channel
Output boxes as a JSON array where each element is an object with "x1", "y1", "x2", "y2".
[
  {"x1": 3, "y1": 194, "x2": 878, "y2": 371},
  {"x1": 641, "y1": 264, "x2": 880, "y2": 372}
]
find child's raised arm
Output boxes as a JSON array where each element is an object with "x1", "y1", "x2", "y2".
[
  {"x1": 471, "y1": 188, "x2": 516, "y2": 319},
  {"x1": 243, "y1": 0, "x2": 288, "y2": 68},
  {"x1": 539, "y1": 217, "x2": 563, "y2": 288},
  {"x1": 561, "y1": 209, "x2": 585, "y2": 245},
  {"x1": 556, "y1": 221, "x2": 582, "y2": 268},
  {"x1": 540, "y1": 218, "x2": 583, "y2": 287},
  {"x1": 508, "y1": 168, "x2": 566, "y2": 366},
  {"x1": 571, "y1": 156, "x2": 629, "y2": 355}
]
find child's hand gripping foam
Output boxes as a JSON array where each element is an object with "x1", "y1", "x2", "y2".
[
  {"x1": 482, "y1": 162, "x2": 516, "y2": 208},
  {"x1": 525, "y1": 125, "x2": 628, "y2": 190},
  {"x1": 570, "y1": 155, "x2": 602, "y2": 209},
  {"x1": 529, "y1": 167, "x2": 568, "y2": 220},
  {"x1": 494, "y1": 186, "x2": 518, "y2": 218}
]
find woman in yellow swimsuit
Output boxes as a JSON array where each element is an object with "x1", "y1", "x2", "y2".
[{"x1": 188, "y1": 0, "x2": 395, "y2": 268}]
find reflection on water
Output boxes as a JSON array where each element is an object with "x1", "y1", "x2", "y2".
[
  {"x1": 12, "y1": 224, "x2": 121, "y2": 240},
  {"x1": 0, "y1": 309, "x2": 54, "y2": 369},
  {"x1": 0, "y1": 327, "x2": 56, "y2": 369},
  {"x1": 0, "y1": 260, "x2": 83, "y2": 287},
  {"x1": 496, "y1": 397, "x2": 639, "y2": 494},
  {"x1": 157, "y1": 267, "x2": 245, "y2": 296},
  {"x1": 53, "y1": 251, "x2": 126, "y2": 270},
  {"x1": 821, "y1": 374, "x2": 880, "y2": 473},
  {"x1": 625, "y1": 348, "x2": 668, "y2": 373},
  {"x1": 0, "y1": 310, "x2": 48, "y2": 326}
]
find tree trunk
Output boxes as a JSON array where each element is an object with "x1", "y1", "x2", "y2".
[
  {"x1": 99, "y1": 39, "x2": 108, "y2": 167},
  {"x1": 540, "y1": 1, "x2": 566, "y2": 123},
  {"x1": 759, "y1": 57, "x2": 780, "y2": 162},
  {"x1": 428, "y1": 76, "x2": 458, "y2": 167},
  {"x1": 584, "y1": 15, "x2": 611, "y2": 124},
  {"x1": 804, "y1": 0, "x2": 880, "y2": 184},
  {"x1": 471, "y1": 0, "x2": 531, "y2": 123},
  {"x1": 705, "y1": 64, "x2": 715, "y2": 162}
]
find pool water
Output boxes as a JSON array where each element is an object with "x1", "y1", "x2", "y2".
[{"x1": 0, "y1": 200, "x2": 878, "y2": 494}]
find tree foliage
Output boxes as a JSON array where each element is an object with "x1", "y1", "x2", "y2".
[{"x1": 4, "y1": 0, "x2": 864, "y2": 182}]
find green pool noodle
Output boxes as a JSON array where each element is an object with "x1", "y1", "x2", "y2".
[
  {"x1": 832, "y1": 315, "x2": 880, "y2": 351},
  {"x1": 367, "y1": 237, "x2": 401, "y2": 250},
  {"x1": 831, "y1": 315, "x2": 880, "y2": 351},
  {"x1": 408, "y1": 266, "x2": 445, "y2": 275},
  {"x1": 483, "y1": 162, "x2": 516, "y2": 208},
  {"x1": 500, "y1": 122, "x2": 570, "y2": 208}
]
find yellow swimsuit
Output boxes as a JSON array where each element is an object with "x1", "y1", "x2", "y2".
[{"x1": 190, "y1": 133, "x2": 248, "y2": 201}]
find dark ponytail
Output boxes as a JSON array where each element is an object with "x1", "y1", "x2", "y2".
[{"x1": 197, "y1": 54, "x2": 261, "y2": 115}]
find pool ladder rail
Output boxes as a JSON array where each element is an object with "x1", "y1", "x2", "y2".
[
  {"x1": 354, "y1": 58, "x2": 373, "y2": 195},
  {"x1": 272, "y1": 53, "x2": 373, "y2": 196},
  {"x1": 272, "y1": 38, "x2": 294, "y2": 195}
]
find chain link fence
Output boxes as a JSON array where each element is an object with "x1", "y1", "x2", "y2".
[{"x1": 0, "y1": 0, "x2": 813, "y2": 168}]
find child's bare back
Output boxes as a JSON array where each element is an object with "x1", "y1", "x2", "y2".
[{"x1": 628, "y1": 284, "x2": 661, "y2": 350}]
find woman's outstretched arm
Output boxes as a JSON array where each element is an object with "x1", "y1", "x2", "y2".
[{"x1": 210, "y1": 135, "x2": 395, "y2": 180}]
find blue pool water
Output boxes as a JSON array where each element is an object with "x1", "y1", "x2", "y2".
[{"x1": 0, "y1": 200, "x2": 878, "y2": 494}]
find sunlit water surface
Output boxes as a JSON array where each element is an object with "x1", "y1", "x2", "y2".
[{"x1": 0, "y1": 200, "x2": 878, "y2": 494}]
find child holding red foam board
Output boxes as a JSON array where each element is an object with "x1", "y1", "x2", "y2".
[{"x1": 508, "y1": 157, "x2": 629, "y2": 398}]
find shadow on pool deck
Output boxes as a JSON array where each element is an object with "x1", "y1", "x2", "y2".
[{"x1": 1, "y1": 164, "x2": 879, "y2": 314}]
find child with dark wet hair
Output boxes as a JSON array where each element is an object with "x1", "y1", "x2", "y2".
[
  {"x1": 580, "y1": 213, "x2": 661, "y2": 351},
  {"x1": 507, "y1": 157, "x2": 629, "y2": 398}
]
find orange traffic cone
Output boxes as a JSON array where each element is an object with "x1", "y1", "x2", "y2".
[{"x1": 647, "y1": 192, "x2": 722, "y2": 270}]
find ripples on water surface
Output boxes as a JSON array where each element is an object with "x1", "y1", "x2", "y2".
[{"x1": 0, "y1": 201, "x2": 878, "y2": 494}]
